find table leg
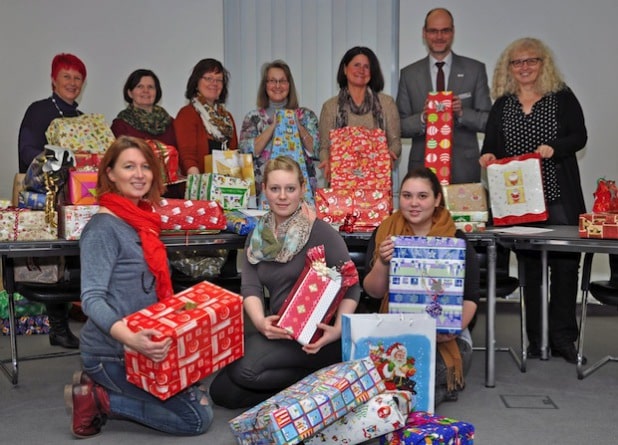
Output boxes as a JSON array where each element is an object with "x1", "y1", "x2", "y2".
[
  {"x1": 485, "y1": 242, "x2": 497, "y2": 387},
  {"x1": 0, "y1": 256, "x2": 19, "y2": 384},
  {"x1": 541, "y1": 249, "x2": 549, "y2": 360}
]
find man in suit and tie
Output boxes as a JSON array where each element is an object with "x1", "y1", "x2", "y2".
[{"x1": 397, "y1": 8, "x2": 492, "y2": 184}]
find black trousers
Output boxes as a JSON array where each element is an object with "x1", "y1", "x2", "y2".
[{"x1": 209, "y1": 321, "x2": 341, "y2": 409}]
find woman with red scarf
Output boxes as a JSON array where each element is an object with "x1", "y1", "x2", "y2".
[{"x1": 64, "y1": 136, "x2": 213, "y2": 438}]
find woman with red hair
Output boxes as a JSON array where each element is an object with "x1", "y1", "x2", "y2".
[{"x1": 17, "y1": 53, "x2": 87, "y2": 349}]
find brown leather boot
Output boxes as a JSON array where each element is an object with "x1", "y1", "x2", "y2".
[{"x1": 64, "y1": 380, "x2": 110, "y2": 438}]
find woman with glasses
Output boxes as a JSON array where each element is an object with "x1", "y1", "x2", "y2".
[
  {"x1": 479, "y1": 37, "x2": 587, "y2": 364},
  {"x1": 239, "y1": 60, "x2": 318, "y2": 207},
  {"x1": 318, "y1": 46, "x2": 401, "y2": 183},
  {"x1": 65, "y1": 136, "x2": 213, "y2": 438},
  {"x1": 174, "y1": 58, "x2": 238, "y2": 175}
]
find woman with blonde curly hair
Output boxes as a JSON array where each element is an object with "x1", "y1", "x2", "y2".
[{"x1": 479, "y1": 37, "x2": 587, "y2": 364}]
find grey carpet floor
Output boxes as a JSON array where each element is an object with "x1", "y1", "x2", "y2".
[{"x1": 1, "y1": 302, "x2": 617, "y2": 444}]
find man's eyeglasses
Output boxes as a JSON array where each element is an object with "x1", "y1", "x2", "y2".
[
  {"x1": 509, "y1": 57, "x2": 543, "y2": 68},
  {"x1": 266, "y1": 79, "x2": 289, "y2": 86},
  {"x1": 425, "y1": 27, "x2": 453, "y2": 36}
]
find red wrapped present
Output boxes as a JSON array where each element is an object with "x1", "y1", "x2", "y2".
[
  {"x1": 155, "y1": 198, "x2": 226, "y2": 231},
  {"x1": 58, "y1": 205, "x2": 99, "y2": 240},
  {"x1": 68, "y1": 170, "x2": 98, "y2": 205},
  {"x1": 424, "y1": 91, "x2": 453, "y2": 185},
  {"x1": 277, "y1": 245, "x2": 358, "y2": 345},
  {"x1": 146, "y1": 139, "x2": 180, "y2": 185},
  {"x1": 579, "y1": 212, "x2": 618, "y2": 239},
  {"x1": 124, "y1": 280, "x2": 244, "y2": 400},
  {"x1": 73, "y1": 151, "x2": 104, "y2": 171},
  {"x1": 329, "y1": 127, "x2": 392, "y2": 191},
  {"x1": 592, "y1": 178, "x2": 618, "y2": 213},
  {"x1": 316, "y1": 188, "x2": 392, "y2": 232}
]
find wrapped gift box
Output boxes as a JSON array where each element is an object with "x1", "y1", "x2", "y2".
[
  {"x1": 124, "y1": 281, "x2": 243, "y2": 400},
  {"x1": 450, "y1": 211, "x2": 489, "y2": 222},
  {"x1": 1, "y1": 315, "x2": 50, "y2": 336},
  {"x1": 380, "y1": 411, "x2": 474, "y2": 445},
  {"x1": 229, "y1": 357, "x2": 386, "y2": 445},
  {"x1": 424, "y1": 92, "x2": 453, "y2": 185},
  {"x1": 146, "y1": 139, "x2": 180, "y2": 185},
  {"x1": 68, "y1": 171, "x2": 98, "y2": 205},
  {"x1": 73, "y1": 151, "x2": 104, "y2": 171},
  {"x1": 388, "y1": 236, "x2": 466, "y2": 334},
  {"x1": 305, "y1": 390, "x2": 413, "y2": 445},
  {"x1": 224, "y1": 209, "x2": 258, "y2": 235},
  {"x1": 185, "y1": 173, "x2": 250, "y2": 209},
  {"x1": 316, "y1": 188, "x2": 392, "y2": 232},
  {"x1": 329, "y1": 127, "x2": 392, "y2": 191},
  {"x1": 18, "y1": 190, "x2": 46, "y2": 210},
  {"x1": 579, "y1": 212, "x2": 618, "y2": 239},
  {"x1": 443, "y1": 183, "x2": 487, "y2": 212},
  {"x1": 0, "y1": 208, "x2": 57, "y2": 241},
  {"x1": 277, "y1": 245, "x2": 358, "y2": 345},
  {"x1": 454, "y1": 221, "x2": 486, "y2": 233},
  {"x1": 155, "y1": 198, "x2": 225, "y2": 231},
  {"x1": 59, "y1": 205, "x2": 100, "y2": 240}
]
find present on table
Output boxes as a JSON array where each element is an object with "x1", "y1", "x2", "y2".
[
  {"x1": 155, "y1": 198, "x2": 226, "y2": 232},
  {"x1": 68, "y1": 170, "x2": 98, "y2": 205},
  {"x1": 316, "y1": 188, "x2": 391, "y2": 232},
  {"x1": 304, "y1": 390, "x2": 414, "y2": 445},
  {"x1": 224, "y1": 209, "x2": 259, "y2": 235},
  {"x1": 185, "y1": 173, "x2": 250, "y2": 209},
  {"x1": 388, "y1": 236, "x2": 466, "y2": 334},
  {"x1": 73, "y1": 151, "x2": 105, "y2": 172},
  {"x1": 18, "y1": 190, "x2": 47, "y2": 210},
  {"x1": 58, "y1": 205, "x2": 100, "y2": 240},
  {"x1": 454, "y1": 221, "x2": 486, "y2": 233},
  {"x1": 276, "y1": 245, "x2": 358, "y2": 345},
  {"x1": 124, "y1": 280, "x2": 243, "y2": 400},
  {"x1": 579, "y1": 212, "x2": 618, "y2": 239},
  {"x1": 146, "y1": 139, "x2": 181, "y2": 185},
  {"x1": 229, "y1": 357, "x2": 386, "y2": 445},
  {"x1": 443, "y1": 183, "x2": 487, "y2": 212},
  {"x1": 423, "y1": 92, "x2": 453, "y2": 185},
  {"x1": 380, "y1": 411, "x2": 474, "y2": 445},
  {"x1": 0, "y1": 208, "x2": 57, "y2": 241}
]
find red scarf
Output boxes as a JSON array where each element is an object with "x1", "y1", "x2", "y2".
[{"x1": 98, "y1": 192, "x2": 173, "y2": 301}]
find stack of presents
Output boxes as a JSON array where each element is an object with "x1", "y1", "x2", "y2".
[
  {"x1": 1, "y1": 106, "x2": 478, "y2": 442},
  {"x1": 578, "y1": 177, "x2": 618, "y2": 239}
]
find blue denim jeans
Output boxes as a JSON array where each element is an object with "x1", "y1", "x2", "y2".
[{"x1": 81, "y1": 353, "x2": 213, "y2": 436}]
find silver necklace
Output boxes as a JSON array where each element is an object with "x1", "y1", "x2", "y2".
[{"x1": 50, "y1": 96, "x2": 64, "y2": 117}]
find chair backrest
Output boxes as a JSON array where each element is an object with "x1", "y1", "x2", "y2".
[{"x1": 609, "y1": 254, "x2": 618, "y2": 285}]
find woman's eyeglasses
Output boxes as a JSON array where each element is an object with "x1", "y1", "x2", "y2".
[
  {"x1": 266, "y1": 79, "x2": 289, "y2": 86},
  {"x1": 509, "y1": 57, "x2": 543, "y2": 68},
  {"x1": 202, "y1": 76, "x2": 224, "y2": 85}
]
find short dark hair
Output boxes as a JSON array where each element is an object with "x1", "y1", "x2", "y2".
[
  {"x1": 423, "y1": 7, "x2": 454, "y2": 30},
  {"x1": 401, "y1": 167, "x2": 445, "y2": 207},
  {"x1": 97, "y1": 136, "x2": 164, "y2": 203},
  {"x1": 336, "y1": 46, "x2": 384, "y2": 92},
  {"x1": 184, "y1": 58, "x2": 230, "y2": 102},
  {"x1": 123, "y1": 69, "x2": 162, "y2": 104}
]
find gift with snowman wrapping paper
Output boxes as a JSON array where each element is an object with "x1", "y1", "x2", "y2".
[
  {"x1": 124, "y1": 280, "x2": 243, "y2": 400},
  {"x1": 423, "y1": 91, "x2": 453, "y2": 185},
  {"x1": 486, "y1": 152, "x2": 548, "y2": 226}
]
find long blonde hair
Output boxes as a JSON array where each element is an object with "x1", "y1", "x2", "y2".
[{"x1": 491, "y1": 37, "x2": 565, "y2": 100}]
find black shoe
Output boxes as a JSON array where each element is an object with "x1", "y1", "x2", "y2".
[
  {"x1": 50, "y1": 330, "x2": 80, "y2": 349},
  {"x1": 526, "y1": 342, "x2": 541, "y2": 358},
  {"x1": 551, "y1": 343, "x2": 587, "y2": 365}
]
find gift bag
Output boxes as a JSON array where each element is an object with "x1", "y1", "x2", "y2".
[
  {"x1": 205, "y1": 149, "x2": 256, "y2": 198},
  {"x1": 592, "y1": 177, "x2": 618, "y2": 213},
  {"x1": 486, "y1": 153, "x2": 548, "y2": 225},
  {"x1": 146, "y1": 139, "x2": 181, "y2": 185},
  {"x1": 185, "y1": 173, "x2": 250, "y2": 209},
  {"x1": 341, "y1": 313, "x2": 436, "y2": 413},
  {"x1": 14, "y1": 256, "x2": 65, "y2": 283},
  {"x1": 45, "y1": 113, "x2": 115, "y2": 153}
]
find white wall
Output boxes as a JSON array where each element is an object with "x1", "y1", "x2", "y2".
[{"x1": 0, "y1": 0, "x2": 224, "y2": 198}]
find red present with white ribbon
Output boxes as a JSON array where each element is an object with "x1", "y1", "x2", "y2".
[
  {"x1": 155, "y1": 198, "x2": 226, "y2": 231},
  {"x1": 424, "y1": 91, "x2": 453, "y2": 185},
  {"x1": 315, "y1": 188, "x2": 391, "y2": 232},
  {"x1": 277, "y1": 245, "x2": 358, "y2": 345},
  {"x1": 124, "y1": 281, "x2": 244, "y2": 400}
]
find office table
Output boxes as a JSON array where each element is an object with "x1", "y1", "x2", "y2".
[
  {"x1": 0, "y1": 233, "x2": 246, "y2": 385},
  {"x1": 495, "y1": 225, "x2": 618, "y2": 376}
]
